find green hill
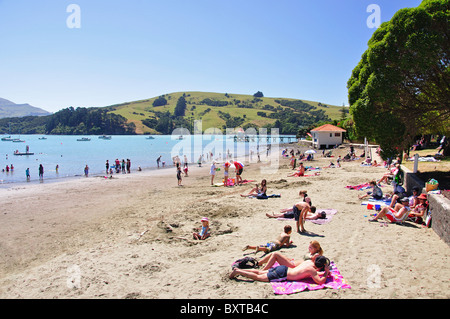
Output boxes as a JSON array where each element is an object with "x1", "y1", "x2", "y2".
[{"x1": 105, "y1": 91, "x2": 343, "y2": 135}]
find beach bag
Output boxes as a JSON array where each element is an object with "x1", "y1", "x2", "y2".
[
  {"x1": 425, "y1": 179, "x2": 439, "y2": 192},
  {"x1": 231, "y1": 257, "x2": 259, "y2": 269}
]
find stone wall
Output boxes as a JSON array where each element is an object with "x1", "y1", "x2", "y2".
[
  {"x1": 403, "y1": 169, "x2": 425, "y2": 195},
  {"x1": 403, "y1": 168, "x2": 450, "y2": 247},
  {"x1": 429, "y1": 194, "x2": 450, "y2": 247}
]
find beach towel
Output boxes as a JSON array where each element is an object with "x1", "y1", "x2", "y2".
[
  {"x1": 345, "y1": 183, "x2": 370, "y2": 191},
  {"x1": 309, "y1": 209, "x2": 337, "y2": 225},
  {"x1": 361, "y1": 199, "x2": 391, "y2": 209},
  {"x1": 270, "y1": 261, "x2": 351, "y2": 295}
]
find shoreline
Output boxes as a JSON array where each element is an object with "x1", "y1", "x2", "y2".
[{"x1": 0, "y1": 144, "x2": 449, "y2": 299}]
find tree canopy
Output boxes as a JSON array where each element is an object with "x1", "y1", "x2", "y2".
[{"x1": 347, "y1": 0, "x2": 449, "y2": 157}]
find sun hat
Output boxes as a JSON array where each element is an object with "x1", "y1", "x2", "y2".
[
  {"x1": 201, "y1": 217, "x2": 209, "y2": 222},
  {"x1": 418, "y1": 194, "x2": 427, "y2": 200}
]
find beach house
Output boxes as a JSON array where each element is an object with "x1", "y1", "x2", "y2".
[{"x1": 310, "y1": 124, "x2": 346, "y2": 149}]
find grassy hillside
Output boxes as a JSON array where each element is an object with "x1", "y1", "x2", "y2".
[{"x1": 106, "y1": 92, "x2": 343, "y2": 134}]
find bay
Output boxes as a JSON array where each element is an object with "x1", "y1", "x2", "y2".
[{"x1": 0, "y1": 134, "x2": 297, "y2": 186}]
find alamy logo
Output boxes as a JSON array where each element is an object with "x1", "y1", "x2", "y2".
[
  {"x1": 66, "y1": 4, "x2": 81, "y2": 29},
  {"x1": 366, "y1": 4, "x2": 381, "y2": 29}
]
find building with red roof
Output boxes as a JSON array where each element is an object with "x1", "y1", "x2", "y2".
[{"x1": 310, "y1": 124, "x2": 346, "y2": 149}]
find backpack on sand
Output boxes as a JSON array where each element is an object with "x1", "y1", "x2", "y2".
[{"x1": 231, "y1": 257, "x2": 259, "y2": 269}]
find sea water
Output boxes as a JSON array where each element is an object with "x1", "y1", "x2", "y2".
[{"x1": 0, "y1": 134, "x2": 296, "y2": 186}]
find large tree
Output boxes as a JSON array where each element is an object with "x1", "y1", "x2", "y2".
[{"x1": 347, "y1": 0, "x2": 449, "y2": 157}]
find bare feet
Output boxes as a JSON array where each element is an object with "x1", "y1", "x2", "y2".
[{"x1": 229, "y1": 269, "x2": 238, "y2": 279}]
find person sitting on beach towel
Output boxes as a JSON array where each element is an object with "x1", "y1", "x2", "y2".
[
  {"x1": 369, "y1": 197, "x2": 410, "y2": 223},
  {"x1": 240, "y1": 179, "x2": 267, "y2": 198},
  {"x1": 229, "y1": 255, "x2": 330, "y2": 285},
  {"x1": 358, "y1": 180, "x2": 383, "y2": 200},
  {"x1": 242, "y1": 225, "x2": 293, "y2": 253},
  {"x1": 287, "y1": 162, "x2": 305, "y2": 177}
]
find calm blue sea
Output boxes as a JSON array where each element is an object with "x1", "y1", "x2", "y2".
[{"x1": 0, "y1": 134, "x2": 296, "y2": 186}]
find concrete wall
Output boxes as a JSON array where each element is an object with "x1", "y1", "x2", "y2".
[
  {"x1": 429, "y1": 194, "x2": 450, "y2": 247},
  {"x1": 404, "y1": 169, "x2": 425, "y2": 195},
  {"x1": 403, "y1": 168, "x2": 449, "y2": 247}
]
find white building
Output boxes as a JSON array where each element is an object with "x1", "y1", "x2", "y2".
[{"x1": 310, "y1": 124, "x2": 346, "y2": 149}]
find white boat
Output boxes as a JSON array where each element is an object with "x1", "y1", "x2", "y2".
[
  {"x1": 1, "y1": 136, "x2": 13, "y2": 141},
  {"x1": 98, "y1": 135, "x2": 112, "y2": 140},
  {"x1": 77, "y1": 137, "x2": 91, "y2": 141},
  {"x1": 38, "y1": 137, "x2": 47, "y2": 140},
  {"x1": 12, "y1": 138, "x2": 25, "y2": 143},
  {"x1": 146, "y1": 136, "x2": 155, "y2": 139}
]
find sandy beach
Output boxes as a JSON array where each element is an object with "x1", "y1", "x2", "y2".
[{"x1": 0, "y1": 144, "x2": 449, "y2": 300}]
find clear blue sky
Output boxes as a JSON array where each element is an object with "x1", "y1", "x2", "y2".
[{"x1": 0, "y1": 0, "x2": 423, "y2": 113}]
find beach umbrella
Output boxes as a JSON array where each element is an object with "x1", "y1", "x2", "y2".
[{"x1": 305, "y1": 150, "x2": 316, "y2": 154}]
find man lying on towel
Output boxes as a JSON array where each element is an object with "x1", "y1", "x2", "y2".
[{"x1": 229, "y1": 256, "x2": 330, "y2": 284}]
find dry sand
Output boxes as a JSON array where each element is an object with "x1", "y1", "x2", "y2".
[{"x1": 0, "y1": 144, "x2": 449, "y2": 299}]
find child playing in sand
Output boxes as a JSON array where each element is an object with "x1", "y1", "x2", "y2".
[
  {"x1": 242, "y1": 225, "x2": 293, "y2": 253},
  {"x1": 193, "y1": 217, "x2": 211, "y2": 240},
  {"x1": 223, "y1": 161, "x2": 230, "y2": 186}
]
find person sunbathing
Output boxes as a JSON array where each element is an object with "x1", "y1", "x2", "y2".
[
  {"x1": 378, "y1": 164, "x2": 400, "y2": 184},
  {"x1": 287, "y1": 163, "x2": 305, "y2": 177},
  {"x1": 266, "y1": 206, "x2": 325, "y2": 220},
  {"x1": 229, "y1": 255, "x2": 330, "y2": 285},
  {"x1": 389, "y1": 186, "x2": 420, "y2": 209},
  {"x1": 369, "y1": 197, "x2": 410, "y2": 223},
  {"x1": 407, "y1": 194, "x2": 428, "y2": 224},
  {"x1": 240, "y1": 179, "x2": 267, "y2": 198},
  {"x1": 242, "y1": 225, "x2": 293, "y2": 253},
  {"x1": 256, "y1": 241, "x2": 324, "y2": 271}
]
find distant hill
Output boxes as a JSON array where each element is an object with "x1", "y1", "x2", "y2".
[
  {"x1": 105, "y1": 91, "x2": 343, "y2": 135},
  {"x1": 0, "y1": 98, "x2": 51, "y2": 119}
]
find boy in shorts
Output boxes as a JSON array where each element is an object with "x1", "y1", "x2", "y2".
[{"x1": 242, "y1": 225, "x2": 293, "y2": 253}]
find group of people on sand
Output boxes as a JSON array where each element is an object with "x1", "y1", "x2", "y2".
[
  {"x1": 228, "y1": 180, "x2": 334, "y2": 284},
  {"x1": 106, "y1": 159, "x2": 132, "y2": 175},
  {"x1": 356, "y1": 155, "x2": 430, "y2": 226},
  {"x1": 367, "y1": 185, "x2": 429, "y2": 225},
  {"x1": 230, "y1": 239, "x2": 331, "y2": 285},
  {"x1": 209, "y1": 159, "x2": 245, "y2": 186}
]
